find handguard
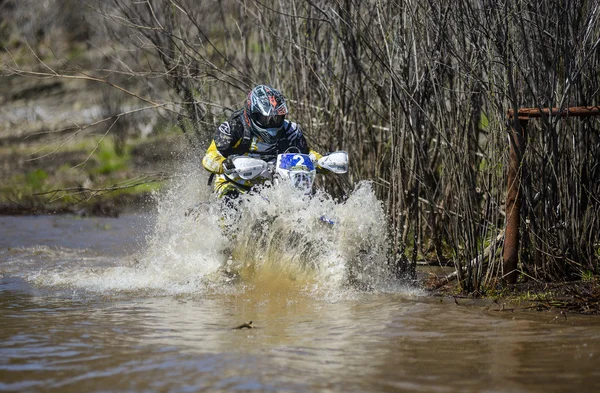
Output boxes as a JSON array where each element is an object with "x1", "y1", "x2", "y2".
[
  {"x1": 229, "y1": 156, "x2": 270, "y2": 180},
  {"x1": 317, "y1": 151, "x2": 349, "y2": 174}
]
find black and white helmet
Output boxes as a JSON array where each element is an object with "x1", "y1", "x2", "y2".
[{"x1": 244, "y1": 85, "x2": 288, "y2": 144}]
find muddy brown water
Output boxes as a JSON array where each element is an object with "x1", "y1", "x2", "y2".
[{"x1": 1, "y1": 215, "x2": 599, "y2": 393}]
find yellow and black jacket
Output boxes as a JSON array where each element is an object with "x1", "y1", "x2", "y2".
[{"x1": 202, "y1": 109, "x2": 322, "y2": 197}]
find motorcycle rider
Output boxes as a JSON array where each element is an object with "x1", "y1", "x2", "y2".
[{"x1": 202, "y1": 85, "x2": 324, "y2": 199}]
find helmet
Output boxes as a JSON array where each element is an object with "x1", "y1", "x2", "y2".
[{"x1": 244, "y1": 85, "x2": 288, "y2": 144}]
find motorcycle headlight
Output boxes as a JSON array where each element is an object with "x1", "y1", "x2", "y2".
[{"x1": 289, "y1": 171, "x2": 315, "y2": 194}]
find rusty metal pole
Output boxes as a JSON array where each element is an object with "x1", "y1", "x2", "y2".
[
  {"x1": 502, "y1": 105, "x2": 599, "y2": 284},
  {"x1": 508, "y1": 106, "x2": 600, "y2": 118},
  {"x1": 503, "y1": 116, "x2": 528, "y2": 284}
]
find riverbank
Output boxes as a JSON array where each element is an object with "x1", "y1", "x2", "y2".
[
  {"x1": 0, "y1": 129, "x2": 185, "y2": 217},
  {"x1": 427, "y1": 273, "x2": 600, "y2": 315}
]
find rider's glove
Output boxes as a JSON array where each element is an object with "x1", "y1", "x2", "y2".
[{"x1": 222, "y1": 155, "x2": 236, "y2": 175}]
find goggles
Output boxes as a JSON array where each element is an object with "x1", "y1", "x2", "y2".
[{"x1": 252, "y1": 113, "x2": 285, "y2": 129}]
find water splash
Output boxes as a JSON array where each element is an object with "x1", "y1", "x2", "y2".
[
  {"x1": 26, "y1": 159, "x2": 406, "y2": 297},
  {"x1": 227, "y1": 180, "x2": 393, "y2": 293}
]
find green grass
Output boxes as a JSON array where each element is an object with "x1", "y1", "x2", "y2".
[
  {"x1": 25, "y1": 169, "x2": 49, "y2": 190},
  {"x1": 1, "y1": 169, "x2": 50, "y2": 199},
  {"x1": 0, "y1": 133, "x2": 173, "y2": 213},
  {"x1": 581, "y1": 270, "x2": 595, "y2": 282},
  {"x1": 92, "y1": 139, "x2": 130, "y2": 175}
]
